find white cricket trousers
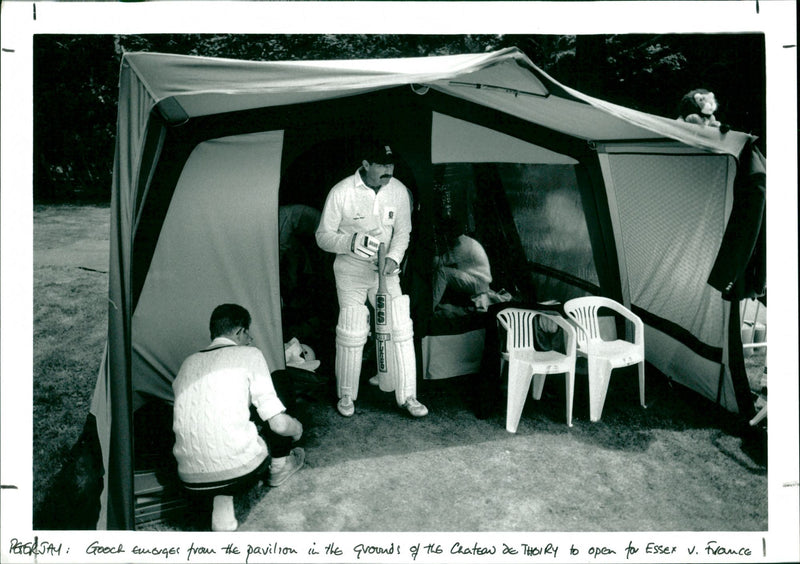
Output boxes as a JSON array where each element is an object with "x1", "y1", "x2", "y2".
[{"x1": 333, "y1": 254, "x2": 402, "y2": 308}]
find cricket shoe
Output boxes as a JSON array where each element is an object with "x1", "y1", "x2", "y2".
[
  {"x1": 337, "y1": 395, "x2": 355, "y2": 417},
  {"x1": 402, "y1": 397, "x2": 428, "y2": 417}
]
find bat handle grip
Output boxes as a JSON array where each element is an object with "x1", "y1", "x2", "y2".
[
  {"x1": 377, "y1": 242, "x2": 387, "y2": 291},
  {"x1": 378, "y1": 242, "x2": 387, "y2": 270}
]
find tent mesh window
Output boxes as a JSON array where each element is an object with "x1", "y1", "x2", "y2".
[
  {"x1": 499, "y1": 163, "x2": 597, "y2": 302},
  {"x1": 609, "y1": 154, "x2": 729, "y2": 345},
  {"x1": 430, "y1": 162, "x2": 596, "y2": 305}
]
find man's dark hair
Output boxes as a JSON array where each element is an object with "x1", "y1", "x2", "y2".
[{"x1": 209, "y1": 303, "x2": 251, "y2": 339}]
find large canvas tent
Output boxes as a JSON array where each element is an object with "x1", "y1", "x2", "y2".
[{"x1": 91, "y1": 47, "x2": 765, "y2": 529}]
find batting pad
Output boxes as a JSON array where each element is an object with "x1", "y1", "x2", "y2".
[
  {"x1": 335, "y1": 305, "x2": 370, "y2": 400},
  {"x1": 390, "y1": 295, "x2": 416, "y2": 405}
]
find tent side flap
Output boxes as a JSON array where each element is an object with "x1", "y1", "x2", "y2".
[
  {"x1": 132, "y1": 131, "x2": 285, "y2": 407},
  {"x1": 92, "y1": 57, "x2": 165, "y2": 530},
  {"x1": 707, "y1": 142, "x2": 767, "y2": 300}
]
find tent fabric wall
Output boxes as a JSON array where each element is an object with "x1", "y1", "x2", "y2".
[
  {"x1": 645, "y1": 325, "x2": 738, "y2": 411},
  {"x1": 502, "y1": 164, "x2": 597, "y2": 295},
  {"x1": 599, "y1": 151, "x2": 738, "y2": 406},
  {"x1": 90, "y1": 58, "x2": 165, "y2": 530},
  {"x1": 94, "y1": 48, "x2": 763, "y2": 529},
  {"x1": 131, "y1": 131, "x2": 285, "y2": 408},
  {"x1": 123, "y1": 48, "x2": 753, "y2": 157},
  {"x1": 128, "y1": 49, "x2": 552, "y2": 122},
  {"x1": 707, "y1": 142, "x2": 767, "y2": 300},
  {"x1": 608, "y1": 152, "x2": 732, "y2": 347}
]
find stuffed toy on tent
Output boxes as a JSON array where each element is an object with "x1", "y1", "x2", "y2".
[{"x1": 678, "y1": 88, "x2": 731, "y2": 133}]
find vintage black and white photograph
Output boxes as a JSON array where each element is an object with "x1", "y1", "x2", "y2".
[{"x1": 1, "y1": 1, "x2": 797, "y2": 563}]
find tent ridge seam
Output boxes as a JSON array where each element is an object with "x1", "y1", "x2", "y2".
[
  {"x1": 123, "y1": 55, "x2": 166, "y2": 107},
  {"x1": 447, "y1": 81, "x2": 549, "y2": 99}
]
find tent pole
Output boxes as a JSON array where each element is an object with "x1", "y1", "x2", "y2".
[
  {"x1": 106, "y1": 207, "x2": 136, "y2": 530},
  {"x1": 591, "y1": 150, "x2": 630, "y2": 307},
  {"x1": 727, "y1": 300, "x2": 757, "y2": 420},
  {"x1": 574, "y1": 152, "x2": 625, "y2": 305}
]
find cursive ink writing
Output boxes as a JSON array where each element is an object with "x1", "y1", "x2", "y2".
[
  {"x1": 9, "y1": 538, "x2": 63, "y2": 557},
  {"x1": 353, "y1": 542, "x2": 397, "y2": 559},
  {"x1": 86, "y1": 540, "x2": 125, "y2": 555},
  {"x1": 186, "y1": 542, "x2": 215, "y2": 559},
  {"x1": 588, "y1": 546, "x2": 616, "y2": 558},
  {"x1": 246, "y1": 542, "x2": 298, "y2": 563},
  {"x1": 646, "y1": 542, "x2": 676, "y2": 554},
  {"x1": 451, "y1": 541, "x2": 496, "y2": 556},
  {"x1": 705, "y1": 540, "x2": 752, "y2": 556},
  {"x1": 132, "y1": 544, "x2": 179, "y2": 558},
  {"x1": 521, "y1": 543, "x2": 558, "y2": 557},
  {"x1": 409, "y1": 543, "x2": 443, "y2": 560}
]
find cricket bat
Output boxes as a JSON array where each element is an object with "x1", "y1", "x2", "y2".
[{"x1": 375, "y1": 243, "x2": 394, "y2": 391}]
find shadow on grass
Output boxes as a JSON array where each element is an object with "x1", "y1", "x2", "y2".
[
  {"x1": 512, "y1": 361, "x2": 767, "y2": 472},
  {"x1": 33, "y1": 416, "x2": 104, "y2": 530},
  {"x1": 35, "y1": 359, "x2": 767, "y2": 531}
]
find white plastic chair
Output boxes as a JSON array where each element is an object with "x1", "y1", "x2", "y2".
[
  {"x1": 497, "y1": 308, "x2": 577, "y2": 431},
  {"x1": 563, "y1": 296, "x2": 646, "y2": 422}
]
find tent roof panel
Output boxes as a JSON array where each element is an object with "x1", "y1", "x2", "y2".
[
  {"x1": 123, "y1": 47, "x2": 754, "y2": 155},
  {"x1": 175, "y1": 87, "x2": 384, "y2": 118},
  {"x1": 432, "y1": 81, "x2": 662, "y2": 143},
  {"x1": 124, "y1": 48, "x2": 526, "y2": 115}
]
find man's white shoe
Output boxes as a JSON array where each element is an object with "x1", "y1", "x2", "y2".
[
  {"x1": 368, "y1": 374, "x2": 380, "y2": 386},
  {"x1": 402, "y1": 397, "x2": 428, "y2": 417},
  {"x1": 337, "y1": 395, "x2": 355, "y2": 417},
  {"x1": 268, "y1": 448, "x2": 305, "y2": 487},
  {"x1": 211, "y1": 495, "x2": 238, "y2": 532}
]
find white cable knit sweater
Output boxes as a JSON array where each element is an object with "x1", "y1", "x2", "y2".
[{"x1": 172, "y1": 338, "x2": 286, "y2": 483}]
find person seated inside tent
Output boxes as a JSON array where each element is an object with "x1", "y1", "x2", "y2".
[
  {"x1": 172, "y1": 303, "x2": 305, "y2": 531},
  {"x1": 432, "y1": 216, "x2": 493, "y2": 312}
]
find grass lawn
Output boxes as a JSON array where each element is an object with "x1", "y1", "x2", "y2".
[{"x1": 33, "y1": 204, "x2": 110, "y2": 523}]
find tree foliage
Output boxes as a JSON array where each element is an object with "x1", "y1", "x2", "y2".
[
  {"x1": 33, "y1": 33, "x2": 765, "y2": 203},
  {"x1": 34, "y1": 35, "x2": 120, "y2": 202}
]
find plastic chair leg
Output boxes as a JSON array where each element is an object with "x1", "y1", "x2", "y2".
[
  {"x1": 532, "y1": 373, "x2": 546, "y2": 400},
  {"x1": 506, "y1": 359, "x2": 534, "y2": 433},
  {"x1": 637, "y1": 361, "x2": 646, "y2": 408},
  {"x1": 565, "y1": 369, "x2": 575, "y2": 427},
  {"x1": 588, "y1": 358, "x2": 613, "y2": 422}
]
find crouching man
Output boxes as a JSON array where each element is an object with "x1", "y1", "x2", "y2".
[{"x1": 172, "y1": 303, "x2": 304, "y2": 531}]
